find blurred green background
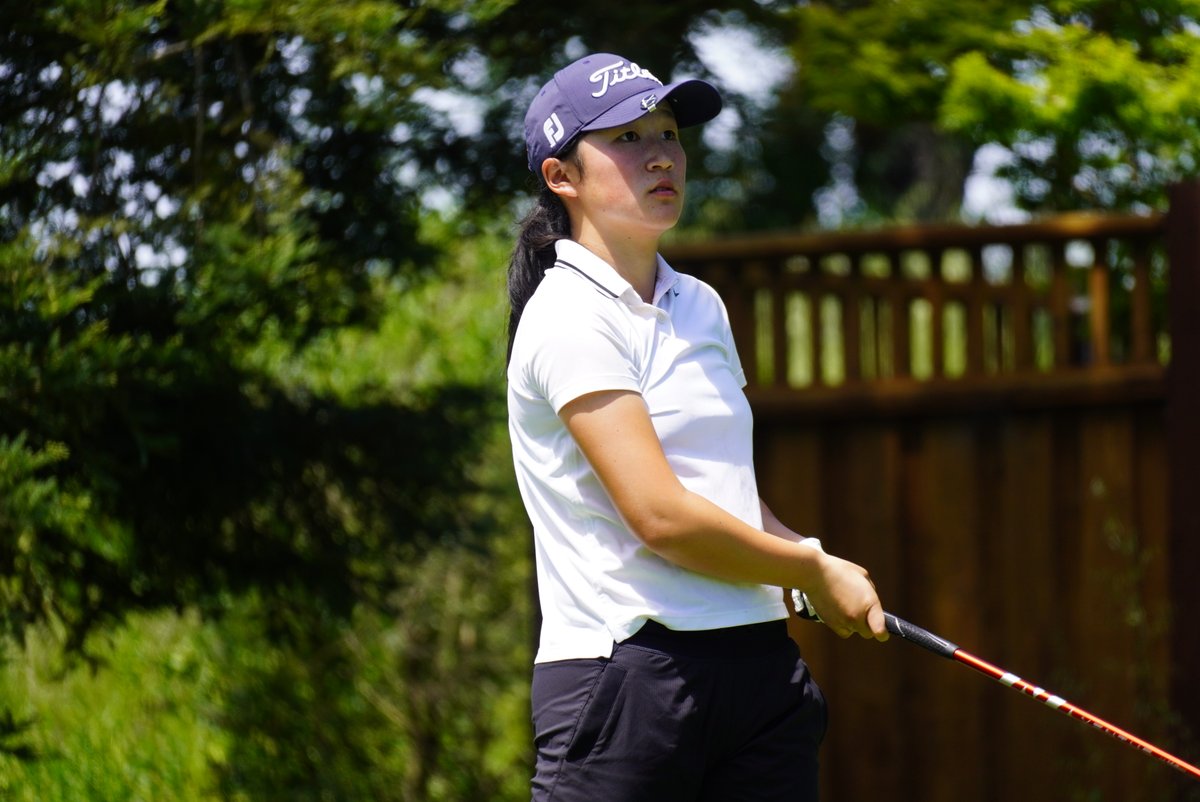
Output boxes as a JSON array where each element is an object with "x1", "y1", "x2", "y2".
[{"x1": 3, "y1": 1, "x2": 1199, "y2": 799}]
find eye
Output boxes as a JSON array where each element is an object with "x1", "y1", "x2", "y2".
[
  {"x1": 616, "y1": 130, "x2": 639, "y2": 143},
  {"x1": 662, "y1": 129, "x2": 678, "y2": 141}
]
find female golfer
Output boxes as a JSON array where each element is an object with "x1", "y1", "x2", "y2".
[{"x1": 506, "y1": 52, "x2": 889, "y2": 802}]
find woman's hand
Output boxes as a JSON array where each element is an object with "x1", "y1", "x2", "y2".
[{"x1": 802, "y1": 552, "x2": 889, "y2": 642}]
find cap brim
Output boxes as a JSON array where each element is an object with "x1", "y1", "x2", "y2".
[{"x1": 580, "y1": 77, "x2": 722, "y2": 133}]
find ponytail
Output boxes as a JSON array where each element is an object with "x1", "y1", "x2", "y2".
[{"x1": 505, "y1": 184, "x2": 573, "y2": 365}]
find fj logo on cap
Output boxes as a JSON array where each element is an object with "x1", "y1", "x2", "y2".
[
  {"x1": 543, "y1": 112, "x2": 565, "y2": 147},
  {"x1": 640, "y1": 94, "x2": 658, "y2": 112}
]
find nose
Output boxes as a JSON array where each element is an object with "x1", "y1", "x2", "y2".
[{"x1": 647, "y1": 142, "x2": 674, "y2": 172}]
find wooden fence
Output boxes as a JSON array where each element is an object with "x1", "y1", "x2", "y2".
[{"x1": 663, "y1": 180, "x2": 1200, "y2": 802}]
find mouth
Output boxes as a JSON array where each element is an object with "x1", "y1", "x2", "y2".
[{"x1": 649, "y1": 180, "x2": 678, "y2": 198}]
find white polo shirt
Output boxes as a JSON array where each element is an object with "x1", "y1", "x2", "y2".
[{"x1": 507, "y1": 239, "x2": 788, "y2": 663}]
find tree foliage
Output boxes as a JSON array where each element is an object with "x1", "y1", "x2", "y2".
[
  {"x1": 940, "y1": 3, "x2": 1200, "y2": 209},
  {"x1": 1, "y1": 0, "x2": 499, "y2": 642},
  {"x1": 788, "y1": 0, "x2": 1200, "y2": 214}
]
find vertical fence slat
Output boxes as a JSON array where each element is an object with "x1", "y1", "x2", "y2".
[
  {"x1": 993, "y1": 415, "x2": 1064, "y2": 798},
  {"x1": 771, "y1": 261, "x2": 788, "y2": 387},
  {"x1": 904, "y1": 423, "x2": 986, "y2": 802},
  {"x1": 843, "y1": 254, "x2": 862, "y2": 383},
  {"x1": 1051, "y1": 243, "x2": 1072, "y2": 368},
  {"x1": 1130, "y1": 240, "x2": 1154, "y2": 365},
  {"x1": 1089, "y1": 238, "x2": 1112, "y2": 366},
  {"x1": 1077, "y1": 412, "x2": 1146, "y2": 796},
  {"x1": 1011, "y1": 244, "x2": 1035, "y2": 371},
  {"x1": 890, "y1": 252, "x2": 912, "y2": 379},
  {"x1": 812, "y1": 288, "x2": 826, "y2": 387},
  {"x1": 930, "y1": 249, "x2": 946, "y2": 379},
  {"x1": 967, "y1": 245, "x2": 986, "y2": 376},
  {"x1": 817, "y1": 426, "x2": 907, "y2": 800},
  {"x1": 749, "y1": 261, "x2": 772, "y2": 384},
  {"x1": 1165, "y1": 179, "x2": 1200, "y2": 750}
]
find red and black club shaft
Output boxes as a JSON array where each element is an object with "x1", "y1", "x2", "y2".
[{"x1": 881, "y1": 611, "x2": 1200, "y2": 781}]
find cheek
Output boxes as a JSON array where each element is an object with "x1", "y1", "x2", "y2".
[{"x1": 591, "y1": 159, "x2": 642, "y2": 201}]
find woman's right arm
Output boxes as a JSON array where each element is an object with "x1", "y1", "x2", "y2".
[{"x1": 560, "y1": 388, "x2": 888, "y2": 641}]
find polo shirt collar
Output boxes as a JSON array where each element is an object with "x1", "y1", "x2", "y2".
[
  {"x1": 553, "y1": 239, "x2": 680, "y2": 307},
  {"x1": 651, "y1": 258, "x2": 681, "y2": 306}
]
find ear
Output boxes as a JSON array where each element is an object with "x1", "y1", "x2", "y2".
[{"x1": 541, "y1": 156, "x2": 579, "y2": 200}]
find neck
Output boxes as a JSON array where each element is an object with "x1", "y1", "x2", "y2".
[{"x1": 574, "y1": 224, "x2": 659, "y2": 302}]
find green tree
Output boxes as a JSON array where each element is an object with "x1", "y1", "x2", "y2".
[
  {"x1": 1, "y1": 0, "x2": 513, "y2": 791},
  {"x1": 941, "y1": 1, "x2": 1200, "y2": 210},
  {"x1": 784, "y1": 0, "x2": 1200, "y2": 216},
  {"x1": 0, "y1": 0, "x2": 489, "y2": 645}
]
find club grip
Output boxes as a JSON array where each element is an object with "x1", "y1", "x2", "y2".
[{"x1": 885, "y1": 613, "x2": 959, "y2": 659}]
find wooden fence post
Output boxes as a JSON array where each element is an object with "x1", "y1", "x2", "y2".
[{"x1": 1165, "y1": 178, "x2": 1200, "y2": 742}]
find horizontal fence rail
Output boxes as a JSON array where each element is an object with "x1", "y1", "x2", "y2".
[{"x1": 664, "y1": 213, "x2": 1169, "y2": 417}]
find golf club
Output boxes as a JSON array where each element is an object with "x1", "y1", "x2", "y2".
[{"x1": 792, "y1": 593, "x2": 1200, "y2": 781}]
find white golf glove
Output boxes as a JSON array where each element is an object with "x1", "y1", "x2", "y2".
[{"x1": 790, "y1": 537, "x2": 825, "y2": 622}]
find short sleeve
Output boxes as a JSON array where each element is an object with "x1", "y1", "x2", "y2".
[{"x1": 525, "y1": 299, "x2": 642, "y2": 413}]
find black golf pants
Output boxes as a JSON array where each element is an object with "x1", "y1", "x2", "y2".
[{"x1": 530, "y1": 619, "x2": 827, "y2": 802}]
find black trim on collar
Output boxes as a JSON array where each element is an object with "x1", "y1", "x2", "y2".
[{"x1": 554, "y1": 259, "x2": 620, "y2": 299}]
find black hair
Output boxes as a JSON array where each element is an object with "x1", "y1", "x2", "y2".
[{"x1": 505, "y1": 145, "x2": 581, "y2": 365}]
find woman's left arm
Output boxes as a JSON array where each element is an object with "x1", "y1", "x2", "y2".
[{"x1": 759, "y1": 498, "x2": 803, "y2": 542}]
